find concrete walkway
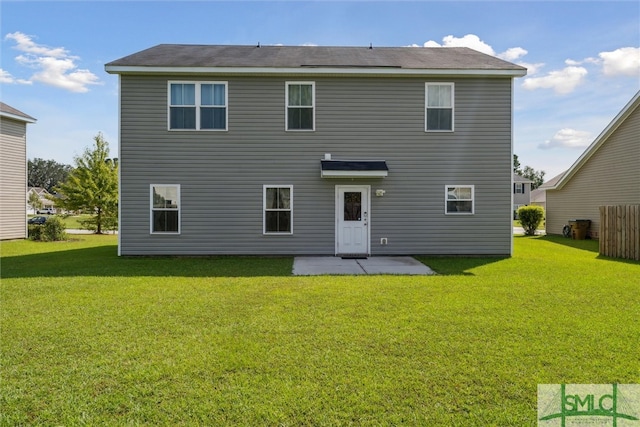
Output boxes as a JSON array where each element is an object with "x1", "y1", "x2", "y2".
[
  {"x1": 66, "y1": 229, "x2": 117, "y2": 234},
  {"x1": 513, "y1": 227, "x2": 546, "y2": 235},
  {"x1": 293, "y1": 256, "x2": 435, "y2": 276}
]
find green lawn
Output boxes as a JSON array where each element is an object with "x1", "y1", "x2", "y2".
[{"x1": 1, "y1": 236, "x2": 638, "y2": 426}]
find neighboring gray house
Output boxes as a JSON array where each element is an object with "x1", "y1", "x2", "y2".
[
  {"x1": 0, "y1": 102, "x2": 36, "y2": 240},
  {"x1": 513, "y1": 173, "x2": 533, "y2": 215},
  {"x1": 105, "y1": 44, "x2": 526, "y2": 256},
  {"x1": 543, "y1": 91, "x2": 640, "y2": 238}
]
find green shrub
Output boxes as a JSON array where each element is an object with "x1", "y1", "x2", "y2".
[
  {"x1": 29, "y1": 216, "x2": 68, "y2": 241},
  {"x1": 517, "y1": 205, "x2": 545, "y2": 236},
  {"x1": 27, "y1": 224, "x2": 44, "y2": 241}
]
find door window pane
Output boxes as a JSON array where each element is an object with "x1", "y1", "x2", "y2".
[{"x1": 344, "y1": 192, "x2": 362, "y2": 221}]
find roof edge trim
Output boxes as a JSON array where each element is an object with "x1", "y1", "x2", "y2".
[
  {"x1": 0, "y1": 111, "x2": 37, "y2": 123},
  {"x1": 105, "y1": 65, "x2": 527, "y2": 77}
]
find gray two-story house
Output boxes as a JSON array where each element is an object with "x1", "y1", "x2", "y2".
[{"x1": 106, "y1": 44, "x2": 526, "y2": 256}]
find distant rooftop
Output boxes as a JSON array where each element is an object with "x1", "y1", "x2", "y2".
[
  {"x1": 106, "y1": 44, "x2": 527, "y2": 77},
  {"x1": 0, "y1": 102, "x2": 36, "y2": 123}
]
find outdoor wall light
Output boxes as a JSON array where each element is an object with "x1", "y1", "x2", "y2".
[{"x1": 376, "y1": 189, "x2": 386, "y2": 197}]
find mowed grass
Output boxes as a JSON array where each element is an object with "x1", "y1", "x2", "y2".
[{"x1": 1, "y1": 236, "x2": 638, "y2": 426}]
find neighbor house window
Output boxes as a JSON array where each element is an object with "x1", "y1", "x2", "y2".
[
  {"x1": 426, "y1": 83, "x2": 454, "y2": 131},
  {"x1": 286, "y1": 82, "x2": 314, "y2": 130},
  {"x1": 445, "y1": 185, "x2": 474, "y2": 214},
  {"x1": 169, "y1": 82, "x2": 227, "y2": 130},
  {"x1": 264, "y1": 185, "x2": 292, "y2": 234},
  {"x1": 151, "y1": 184, "x2": 180, "y2": 233},
  {"x1": 514, "y1": 183, "x2": 525, "y2": 194}
]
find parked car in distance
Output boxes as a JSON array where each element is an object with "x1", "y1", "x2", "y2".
[
  {"x1": 37, "y1": 208, "x2": 54, "y2": 214},
  {"x1": 28, "y1": 216, "x2": 47, "y2": 225}
]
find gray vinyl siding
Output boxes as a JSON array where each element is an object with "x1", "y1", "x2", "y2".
[
  {"x1": 0, "y1": 117, "x2": 27, "y2": 240},
  {"x1": 546, "y1": 104, "x2": 640, "y2": 237},
  {"x1": 119, "y1": 74, "x2": 514, "y2": 255}
]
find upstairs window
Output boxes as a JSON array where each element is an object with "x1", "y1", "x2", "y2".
[
  {"x1": 514, "y1": 183, "x2": 525, "y2": 194},
  {"x1": 286, "y1": 82, "x2": 314, "y2": 131},
  {"x1": 445, "y1": 185, "x2": 474, "y2": 214},
  {"x1": 169, "y1": 82, "x2": 227, "y2": 130},
  {"x1": 426, "y1": 83, "x2": 454, "y2": 131}
]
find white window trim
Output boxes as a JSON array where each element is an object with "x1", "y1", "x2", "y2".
[
  {"x1": 168, "y1": 81, "x2": 228, "y2": 131},
  {"x1": 150, "y1": 184, "x2": 181, "y2": 234},
  {"x1": 445, "y1": 184, "x2": 474, "y2": 215},
  {"x1": 425, "y1": 82, "x2": 455, "y2": 132},
  {"x1": 285, "y1": 81, "x2": 315, "y2": 131},
  {"x1": 263, "y1": 185, "x2": 293, "y2": 235}
]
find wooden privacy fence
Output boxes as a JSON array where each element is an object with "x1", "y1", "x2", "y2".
[{"x1": 599, "y1": 205, "x2": 640, "y2": 261}]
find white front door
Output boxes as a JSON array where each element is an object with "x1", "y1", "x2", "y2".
[{"x1": 336, "y1": 185, "x2": 370, "y2": 255}]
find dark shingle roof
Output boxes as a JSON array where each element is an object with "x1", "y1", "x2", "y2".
[
  {"x1": 0, "y1": 102, "x2": 36, "y2": 122},
  {"x1": 106, "y1": 44, "x2": 527, "y2": 76}
]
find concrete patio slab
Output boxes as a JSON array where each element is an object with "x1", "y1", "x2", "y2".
[{"x1": 293, "y1": 256, "x2": 435, "y2": 276}]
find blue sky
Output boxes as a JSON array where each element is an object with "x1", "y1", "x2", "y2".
[{"x1": 1, "y1": 1, "x2": 639, "y2": 179}]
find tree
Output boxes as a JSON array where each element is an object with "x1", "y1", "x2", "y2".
[
  {"x1": 513, "y1": 154, "x2": 546, "y2": 190},
  {"x1": 53, "y1": 133, "x2": 118, "y2": 234},
  {"x1": 28, "y1": 158, "x2": 73, "y2": 192},
  {"x1": 513, "y1": 154, "x2": 522, "y2": 174},
  {"x1": 521, "y1": 165, "x2": 546, "y2": 190},
  {"x1": 28, "y1": 191, "x2": 43, "y2": 212}
]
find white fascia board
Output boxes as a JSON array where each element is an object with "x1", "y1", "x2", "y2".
[
  {"x1": 0, "y1": 111, "x2": 36, "y2": 123},
  {"x1": 105, "y1": 65, "x2": 527, "y2": 78},
  {"x1": 321, "y1": 170, "x2": 388, "y2": 178}
]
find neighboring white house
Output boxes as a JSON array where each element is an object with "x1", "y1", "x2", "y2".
[
  {"x1": 27, "y1": 187, "x2": 56, "y2": 214},
  {"x1": 1, "y1": 102, "x2": 36, "y2": 240}
]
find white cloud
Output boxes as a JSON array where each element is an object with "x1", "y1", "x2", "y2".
[
  {"x1": 418, "y1": 34, "x2": 538, "y2": 75},
  {"x1": 522, "y1": 66, "x2": 588, "y2": 95},
  {"x1": 517, "y1": 61, "x2": 544, "y2": 76},
  {"x1": 0, "y1": 68, "x2": 31, "y2": 85},
  {"x1": 498, "y1": 47, "x2": 528, "y2": 62},
  {"x1": 598, "y1": 47, "x2": 640, "y2": 77},
  {"x1": 421, "y1": 34, "x2": 529, "y2": 61},
  {"x1": 4, "y1": 31, "x2": 100, "y2": 93},
  {"x1": 538, "y1": 128, "x2": 593, "y2": 149},
  {"x1": 424, "y1": 34, "x2": 495, "y2": 55},
  {"x1": 5, "y1": 31, "x2": 68, "y2": 58}
]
